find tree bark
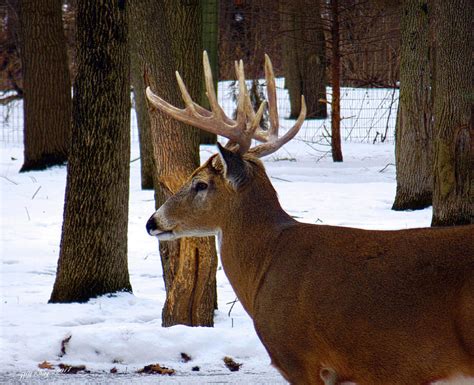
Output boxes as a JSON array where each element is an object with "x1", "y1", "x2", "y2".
[
  {"x1": 330, "y1": 0, "x2": 343, "y2": 162},
  {"x1": 50, "y1": 0, "x2": 131, "y2": 303},
  {"x1": 200, "y1": 0, "x2": 218, "y2": 145},
  {"x1": 18, "y1": 0, "x2": 71, "y2": 172},
  {"x1": 280, "y1": 1, "x2": 299, "y2": 118},
  {"x1": 431, "y1": 0, "x2": 473, "y2": 226},
  {"x1": 130, "y1": 0, "x2": 217, "y2": 327},
  {"x1": 392, "y1": 0, "x2": 433, "y2": 211},
  {"x1": 129, "y1": 27, "x2": 154, "y2": 190},
  {"x1": 280, "y1": 0, "x2": 328, "y2": 120}
]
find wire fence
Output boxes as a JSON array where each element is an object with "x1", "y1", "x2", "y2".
[
  {"x1": 0, "y1": 85, "x2": 398, "y2": 145},
  {"x1": 0, "y1": 94, "x2": 22, "y2": 143},
  {"x1": 218, "y1": 79, "x2": 398, "y2": 143},
  {"x1": 2, "y1": 1, "x2": 399, "y2": 147}
]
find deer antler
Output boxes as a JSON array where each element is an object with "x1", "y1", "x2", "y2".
[{"x1": 145, "y1": 51, "x2": 306, "y2": 157}]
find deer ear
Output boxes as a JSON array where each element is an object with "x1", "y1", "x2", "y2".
[{"x1": 216, "y1": 142, "x2": 249, "y2": 189}]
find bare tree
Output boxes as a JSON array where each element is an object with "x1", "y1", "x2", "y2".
[
  {"x1": 50, "y1": 0, "x2": 131, "y2": 303},
  {"x1": 431, "y1": 0, "x2": 473, "y2": 226},
  {"x1": 17, "y1": 0, "x2": 71, "y2": 172},
  {"x1": 328, "y1": 0, "x2": 343, "y2": 161},
  {"x1": 280, "y1": 0, "x2": 328, "y2": 120},
  {"x1": 129, "y1": 0, "x2": 217, "y2": 327},
  {"x1": 392, "y1": 0, "x2": 433, "y2": 211}
]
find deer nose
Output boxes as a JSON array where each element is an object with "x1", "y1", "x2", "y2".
[{"x1": 146, "y1": 216, "x2": 157, "y2": 235}]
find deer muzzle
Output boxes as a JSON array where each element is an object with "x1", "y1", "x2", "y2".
[{"x1": 145, "y1": 209, "x2": 176, "y2": 241}]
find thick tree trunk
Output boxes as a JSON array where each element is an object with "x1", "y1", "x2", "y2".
[
  {"x1": 431, "y1": 0, "x2": 473, "y2": 226},
  {"x1": 280, "y1": 0, "x2": 327, "y2": 120},
  {"x1": 330, "y1": 0, "x2": 343, "y2": 162},
  {"x1": 50, "y1": 0, "x2": 131, "y2": 303},
  {"x1": 130, "y1": 0, "x2": 217, "y2": 327},
  {"x1": 18, "y1": 0, "x2": 71, "y2": 172},
  {"x1": 392, "y1": 0, "x2": 433, "y2": 211}
]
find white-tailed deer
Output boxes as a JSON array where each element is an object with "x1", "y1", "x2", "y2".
[{"x1": 145, "y1": 52, "x2": 474, "y2": 385}]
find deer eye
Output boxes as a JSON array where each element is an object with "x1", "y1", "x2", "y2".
[{"x1": 194, "y1": 181, "x2": 208, "y2": 192}]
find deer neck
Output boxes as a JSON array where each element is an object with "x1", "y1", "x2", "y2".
[{"x1": 218, "y1": 186, "x2": 296, "y2": 317}]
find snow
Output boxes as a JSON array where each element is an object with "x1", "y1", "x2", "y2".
[{"x1": 0, "y1": 86, "x2": 470, "y2": 384}]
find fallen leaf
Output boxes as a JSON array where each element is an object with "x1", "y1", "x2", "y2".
[
  {"x1": 58, "y1": 363, "x2": 87, "y2": 374},
  {"x1": 38, "y1": 361, "x2": 54, "y2": 370},
  {"x1": 137, "y1": 363, "x2": 175, "y2": 375},
  {"x1": 180, "y1": 352, "x2": 192, "y2": 363},
  {"x1": 110, "y1": 367, "x2": 118, "y2": 374},
  {"x1": 223, "y1": 356, "x2": 242, "y2": 372}
]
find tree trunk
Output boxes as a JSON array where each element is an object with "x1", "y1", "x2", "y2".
[
  {"x1": 129, "y1": 25, "x2": 154, "y2": 190},
  {"x1": 200, "y1": 0, "x2": 218, "y2": 145},
  {"x1": 330, "y1": 0, "x2": 343, "y2": 162},
  {"x1": 300, "y1": 0, "x2": 327, "y2": 120},
  {"x1": 280, "y1": 1, "x2": 299, "y2": 117},
  {"x1": 431, "y1": 0, "x2": 473, "y2": 226},
  {"x1": 130, "y1": 0, "x2": 217, "y2": 327},
  {"x1": 392, "y1": 0, "x2": 433, "y2": 211},
  {"x1": 50, "y1": 0, "x2": 131, "y2": 303},
  {"x1": 280, "y1": 0, "x2": 327, "y2": 120},
  {"x1": 18, "y1": 0, "x2": 71, "y2": 172}
]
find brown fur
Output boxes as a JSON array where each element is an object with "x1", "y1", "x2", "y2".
[{"x1": 147, "y1": 153, "x2": 474, "y2": 385}]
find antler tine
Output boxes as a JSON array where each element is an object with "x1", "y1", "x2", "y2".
[
  {"x1": 235, "y1": 60, "x2": 248, "y2": 130},
  {"x1": 264, "y1": 54, "x2": 279, "y2": 138},
  {"x1": 250, "y1": 100, "x2": 267, "y2": 136},
  {"x1": 233, "y1": 59, "x2": 269, "y2": 144},
  {"x1": 203, "y1": 51, "x2": 233, "y2": 125},
  {"x1": 234, "y1": 60, "x2": 256, "y2": 123},
  {"x1": 225, "y1": 59, "x2": 254, "y2": 154},
  {"x1": 175, "y1": 70, "x2": 197, "y2": 115},
  {"x1": 249, "y1": 95, "x2": 306, "y2": 158}
]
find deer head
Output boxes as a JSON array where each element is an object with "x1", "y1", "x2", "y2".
[{"x1": 145, "y1": 52, "x2": 306, "y2": 241}]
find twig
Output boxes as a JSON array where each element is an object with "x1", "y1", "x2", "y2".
[
  {"x1": 130, "y1": 157, "x2": 140, "y2": 163},
  {"x1": 298, "y1": 138, "x2": 331, "y2": 153},
  {"x1": 379, "y1": 163, "x2": 395, "y2": 173},
  {"x1": 59, "y1": 335, "x2": 72, "y2": 357},
  {"x1": 226, "y1": 298, "x2": 239, "y2": 318},
  {"x1": 0, "y1": 175, "x2": 18, "y2": 185},
  {"x1": 0, "y1": 94, "x2": 22, "y2": 105},
  {"x1": 381, "y1": 86, "x2": 398, "y2": 142},
  {"x1": 271, "y1": 176, "x2": 292, "y2": 183},
  {"x1": 314, "y1": 151, "x2": 332, "y2": 162},
  {"x1": 372, "y1": 132, "x2": 380, "y2": 144},
  {"x1": 298, "y1": 138, "x2": 332, "y2": 162},
  {"x1": 31, "y1": 186, "x2": 41, "y2": 200},
  {"x1": 340, "y1": 114, "x2": 356, "y2": 121},
  {"x1": 25, "y1": 207, "x2": 30, "y2": 221}
]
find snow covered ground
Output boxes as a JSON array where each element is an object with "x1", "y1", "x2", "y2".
[
  {"x1": 0, "y1": 136, "x2": 429, "y2": 383},
  {"x1": 1, "y1": 83, "x2": 471, "y2": 384}
]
